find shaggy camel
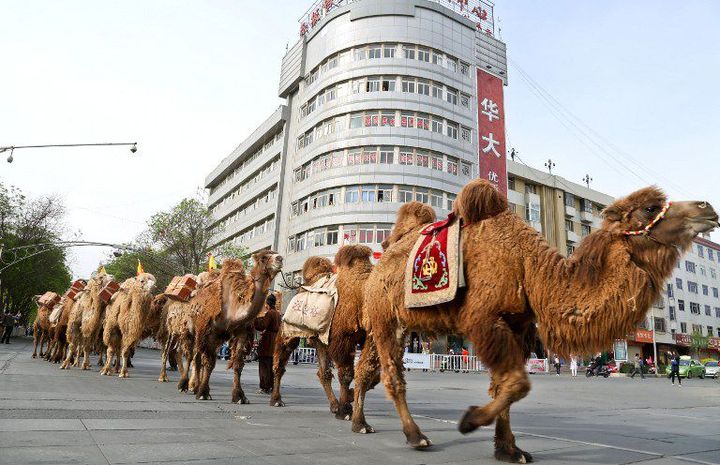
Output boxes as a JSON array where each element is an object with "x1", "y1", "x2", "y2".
[
  {"x1": 271, "y1": 245, "x2": 377, "y2": 420},
  {"x1": 156, "y1": 270, "x2": 219, "y2": 389},
  {"x1": 32, "y1": 298, "x2": 54, "y2": 358},
  {"x1": 100, "y1": 273, "x2": 157, "y2": 377},
  {"x1": 352, "y1": 179, "x2": 718, "y2": 463},
  {"x1": 46, "y1": 295, "x2": 77, "y2": 363},
  {"x1": 61, "y1": 273, "x2": 115, "y2": 370},
  {"x1": 191, "y1": 251, "x2": 283, "y2": 402}
]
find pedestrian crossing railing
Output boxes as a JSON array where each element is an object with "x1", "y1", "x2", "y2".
[{"x1": 291, "y1": 347, "x2": 318, "y2": 365}]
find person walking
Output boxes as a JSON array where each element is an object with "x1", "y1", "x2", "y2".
[
  {"x1": 630, "y1": 353, "x2": 645, "y2": 379},
  {"x1": 553, "y1": 355, "x2": 561, "y2": 376},
  {"x1": 254, "y1": 294, "x2": 281, "y2": 394},
  {"x1": 0, "y1": 311, "x2": 19, "y2": 344},
  {"x1": 570, "y1": 355, "x2": 578, "y2": 377},
  {"x1": 461, "y1": 347, "x2": 469, "y2": 373},
  {"x1": 670, "y1": 352, "x2": 682, "y2": 387}
]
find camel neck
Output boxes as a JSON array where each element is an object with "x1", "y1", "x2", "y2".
[{"x1": 522, "y1": 230, "x2": 660, "y2": 357}]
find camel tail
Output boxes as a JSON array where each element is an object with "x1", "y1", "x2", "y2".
[{"x1": 453, "y1": 179, "x2": 508, "y2": 224}]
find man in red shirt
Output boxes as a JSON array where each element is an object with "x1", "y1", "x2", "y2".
[{"x1": 254, "y1": 294, "x2": 281, "y2": 394}]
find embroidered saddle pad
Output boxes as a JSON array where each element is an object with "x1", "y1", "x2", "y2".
[
  {"x1": 281, "y1": 273, "x2": 338, "y2": 344},
  {"x1": 405, "y1": 213, "x2": 464, "y2": 308}
]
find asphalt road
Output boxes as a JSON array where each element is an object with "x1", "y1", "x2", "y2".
[{"x1": 1, "y1": 338, "x2": 719, "y2": 465}]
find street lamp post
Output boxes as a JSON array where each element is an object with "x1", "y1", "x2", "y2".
[{"x1": 0, "y1": 142, "x2": 138, "y2": 163}]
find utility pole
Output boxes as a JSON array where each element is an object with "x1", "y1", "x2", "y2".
[{"x1": 1, "y1": 142, "x2": 137, "y2": 163}]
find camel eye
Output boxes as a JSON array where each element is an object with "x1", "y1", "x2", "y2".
[{"x1": 645, "y1": 205, "x2": 659, "y2": 214}]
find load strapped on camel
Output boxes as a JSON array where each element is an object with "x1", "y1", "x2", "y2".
[{"x1": 282, "y1": 273, "x2": 338, "y2": 344}]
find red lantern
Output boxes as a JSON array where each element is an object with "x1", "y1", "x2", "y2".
[{"x1": 372, "y1": 251, "x2": 383, "y2": 260}]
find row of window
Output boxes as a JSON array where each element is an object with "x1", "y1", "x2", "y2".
[
  {"x1": 565, "y1": 193, "x2": 596, "y2": 214},
  {"x1": 209, "y1": 158, "x2": 279, "y2": 212},
  {"x1": 293, "y1": 146, "x2": 473, "y2": 183},
  {"x1": 220, "y1": 215, "x2": 275, "y2": 248},
  {"x1": 565, "y1": 220, "x2": 592, "y2": 237},
  {"x1": 300, "y1": 75, "x2": 472, "y2": 119},
  {"x1": 287, "y1": 223, "x2": 393, "y2": 254},
  {"x1": 695, "y1": 244, "x2": 720, "y2": 263},
  {"x1": 290, "y1": 184, "x2": 456, "y2": 218},
  {"x1": 305, "y1": 43, "x2": 472, "y2": 87},
  {"x1": 211, "y1": 130, "x2": 283, "y2": 194},
  {"x1": 673, "y1": 299, "x2": 720, "y2": 318},
  {"x1": 296, "y1": 109, "x2": 472, "y2": 150},
  {"x1": 680, "y1": 261, "x2": 717, "y2": 279},
  {"x1": 673, "y1": 321, "x2": 720, "y2": 338},
  {"x1": 214, "y1": 188, "x2": 277, "y2": 229}
]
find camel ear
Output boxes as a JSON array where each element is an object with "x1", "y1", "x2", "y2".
[
  {"x1": 602, "y1": 205, "x2": 624, "y2": 222},
  {"x1": 381, "y1": 239, "x2": 390, "y2": 250}
]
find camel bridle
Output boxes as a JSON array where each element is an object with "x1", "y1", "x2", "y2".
[{"x1": 623, "y1": 202, "x2": 672, "y2": 238}]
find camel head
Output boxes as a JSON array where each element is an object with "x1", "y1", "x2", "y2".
[
  {"x1": 602, "y1": 187, "x2": 718, "y2": 253},
  {"x1": 135, "y1": 272, "x2": 157, "y2": 293},
  {"x1": 250, "y1": 250, "x2": 283, "y2": 281},
  {"x1": 302, "y1": 256, "x2": 334, "y2": 285},
  {"x1": 335, "y1": 245, "x2": 373, "y2": 270}
]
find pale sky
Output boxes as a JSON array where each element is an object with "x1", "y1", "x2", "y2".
[{"x1": 1, "y1": 1, "x2": 718, "y2": 278}]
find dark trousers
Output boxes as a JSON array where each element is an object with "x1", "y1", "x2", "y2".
[
  {"x1": 258, "y1": 356, "x2": 273, "y2": 392},
  {"x1": 630, "y1": 367, "x2": 644, "y2": 378},
  {"x1": 671, "y1": 368, "x2": 681, "y2": 384},
  {"x1": 1, "y1": 325, "x2": 13, "y2": 343}
]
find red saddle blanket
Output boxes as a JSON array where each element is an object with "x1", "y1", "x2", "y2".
[{"x1": 405, "y1": 213, "x2": 464, "y2": 308}]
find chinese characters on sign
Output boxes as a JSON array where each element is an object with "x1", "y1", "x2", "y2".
[
  {"x1": 476, "y1": 69, "x2": 507, "y2": 194},
  {"x1": 299, "y1": 0, "x2": 493, "y2": 38}
]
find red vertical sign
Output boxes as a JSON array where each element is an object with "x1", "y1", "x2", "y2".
[{"x1": 476, "y1": 69, "x2": 507, "y2": 194}]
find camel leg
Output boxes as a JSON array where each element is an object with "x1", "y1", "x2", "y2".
[
  {"x1": 158, "y1": 336, "x2": 172, "y2": 382},
  {"x1": 96, "y1": 342, "x2": 105, "y2": 367},
  {"x1": 72, "y1": 344, "x2": 81, "y2": 367},
  {"x1": 32, "y1": 332, "x2": 39, "y2": 358},
  {"x1": 38, "y1": 334, "x2": 46, "y2": 357},
  {"x1": 176, "y1": 346, "x2": 189, "y2": 392},
  {"x1": 335, "y1": 360, "x2": 355, "y2": 421},
  {"x1": 189, "y1": 349, "x2": 200, "y2": 394},
  {"x1": 100, "y1": 346, "x2": 114, "y2": 375},
  {"x1": 168, "y1": 346, "x2": 178, "y2": 371},
  {"x1": 60, "y1": 341, "x2": 75, "y2": 369},
  {"x1": 270, "y1": 336, "x2": 300, "y2": 407},
  {"x1": 231, "y1": 334, "x2": 250, "y2": 404},
  {"x1": 119, "y1": 344, "x2": 133, "y2": 378},
  {"x1": 351, "y1": 336, "x2": 381, "y2": 434},
  {"x1": 81, "y1": 346, "x2": 91, "y2": 370},
  {"x1": 315, "y1": 344, "x2": 339, "y2": 414},
  {"x1": 195, "y1": 348, "x2": 216, "y2": 400}
]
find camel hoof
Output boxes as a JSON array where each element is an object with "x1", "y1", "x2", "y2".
[
  {"x1": 406, "y1": 432, "x2": 432, "y2": 449},
  {"x1": 270, "y1": 398, "x2": 285, "y2": 407},
  {"x1": 458, "y1": 406, "x2": 493, "y2": 435},
  {"x1": 32, "y1": 354, "x2": 37, "y2": 359},
  {"x1": 158, "y1": 377, "x2": 168, "y2": 383},
  {"x1": 495, "y1": 447, "x2": 533, "y2": 463},
  {"x1": 237, "y1": 398, "x2": 250, "y2": 405},
  {"x1": 352, "y1": 423, "x2": 375, "y2": 434}
]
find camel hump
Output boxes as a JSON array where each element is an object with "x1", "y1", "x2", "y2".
[
  {"x1": 453, "y1": 178, "x2": 508, "y2": 224},
  {"x1": 383, "y1": 202, "x2": 437, "y2": 250},
  {"x1": 335, "y1": 245, "x2": 372, "y2": 268},
  {"x1": 303, "y1": 256, "x2": 334, "y2": 283}
]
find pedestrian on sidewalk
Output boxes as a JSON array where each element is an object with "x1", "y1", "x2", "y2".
[
  {"x1": 630, "y1": 353, "x2": 644, "y2": 379},
  {"x1": 670, "y1": 352, "x2": 682, "y2": 386},
  {"x1": 254, "y1": 294, "x2": 280, "y2": 395},
  {"x1": 570, "y1": 355, "x2": 578, "y2": 377},
  {"x1": 553, "y1": 355, "x2": 561, "y2": 376},
  {"x1": 0, "y1": 310, "x2": 19, "y2": 344}
]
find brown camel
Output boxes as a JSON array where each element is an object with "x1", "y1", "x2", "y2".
[
  {"x1": 46, "y1": 294, "x2": 78, "y2": 363},
  {"x1": 271, "y1": 245, "x2": 377, "y2": 421},
  {"x1": 61, "y1": 273, "x2": 115, "y2": 370},
  {"x1": 100, "y1": 273, "x2": 157, "y2": 377},
  {"x1": 191, "y1": 251, "x2": 283, "y2": 402},
  {"x1": 42, "y1": 298, "x2": 64, "y2": 362},
  {"x1": 156, "y1": 270, "x2": 219, "y2": 389},
  {"x1": 352, "y1": 179, "x2": 718, "y2": 463},
  {"x1": 32, "y1": 298, "x2": 53, "y2": 358}
]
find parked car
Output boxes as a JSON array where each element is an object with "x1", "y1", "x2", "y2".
[
  {"x1": 665, "y1": 356, "x2": 706, "y2": 379},
  {"x1": 704, "y1": 360, "x2": 719, "y2": 378}
]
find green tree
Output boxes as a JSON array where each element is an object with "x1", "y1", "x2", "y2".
[{"x1": 0, "y1": 183, "x2": 71, "y2": 325}]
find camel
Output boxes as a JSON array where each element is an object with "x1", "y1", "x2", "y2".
[
  {"x1": 270, "y1": 245, "x2": 377, "y2": 420},
  {"x1": 191, "y1": 251, "x2": 283, "y2": 402},
  {"x1": 99, "y1": 273, "x2": 157, "y2": 377},
  {"x1": 32, "y1": 298, "x2": 53, "y2": 358},
  {"x1": 61, "y1": 272, "x2": 115, "y2": 370},
  {"x1": 42, "y1": 298, "x2": 64, "y2": 362},
  {"x1": 351, "y1": 179, "x2": 718, "y2": 463},
  {"x1": 46, "y1": 294, "x2": 77, "y2": 363},
  {"x1": 156, "y1": 270, "x2": 219, "y2": 389}
]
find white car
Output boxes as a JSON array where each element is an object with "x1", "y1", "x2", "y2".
[{"x1": 704, "y1": 361, "x2": 719, "y2": 378}]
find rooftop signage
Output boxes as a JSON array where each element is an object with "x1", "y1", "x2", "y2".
[{"x1": 299, "y1": 0, "x2": 495, "y2": 38}]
